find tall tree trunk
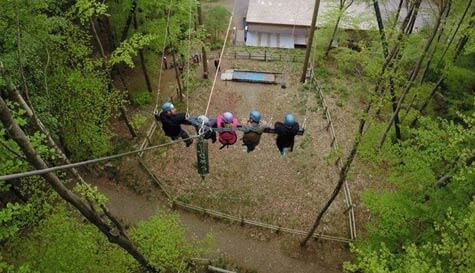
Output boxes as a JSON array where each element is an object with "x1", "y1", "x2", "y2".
[
  {"x1": 325, "y1": 0, "x2": 354, "y2": 57},
  {"x1": 301, "y1": 0, "x2": 322, "y2": 82},
  {"x1": 120, "y1": 106, "x2": 137, "y2": 138},
  {"x1": 325, "y1": 14, "x2": 342, "y2": 57},
  {"x1": 370, "y1": 0, "x2": 421, "y2": 96},
  {"x1": 197, "y1": 0, "x2": 209, "y2": 79},
  {"x1": 391, "y1": 0, "x2": 404, "y2": 30},
  {"x1": 373, "y1": 0, "x2": 389, "y2": 55},
  {"x1": 373, "y1": 0, "x2": 401, "y2": 139},
  {"x1": 90, "y1": 17, "x2": 107, "y2": 59},
  {"x1": 100, "y1": 0, "x2": 138, "y2": 138},
  {"x1": 409, "y1": 77, "x2": 444, "y2": 127},
  {"x1": 410, "y1": 29, "x2": 470, "y2": 127},
  {"x1": 0, "y1": 96, "x2": 158, "y2": 273},
  {"x1": 133, "y1": 6, "x2": 153, "y2": 93},
  {"x1": 435, "y1": 0, "x2": 473, "y2": 70},
  {"x1": 120, "y1": 0, "x2": 138, "y2": 43},
  {"x1": 378, "y1": 1, "x2": 450, "y2": 149},
  {"x1": 420, "y1": 2, "x2": 451, "y2": 83},
  {"x1": 172, "y1": 51, "x2": 183, "y2": 100}
]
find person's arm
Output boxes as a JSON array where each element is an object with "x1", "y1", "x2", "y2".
[
  {"x1": 174, "y1": 113, "x2": 191, "y2": 125},
  {"x1": 216, "y1": 115, "x2": 224, "y2": 128}
]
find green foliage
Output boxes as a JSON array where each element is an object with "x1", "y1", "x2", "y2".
[
  {"x1": 51, "y1": 69, "x2": 123, "y2": 160},
  {"x1": 349, "y1": 113, "x2": 475, "y2": 272},
  {"x1": 0, "y1": 203, "x2": 32, "y2": 241},
  {"x1": 345, "y1": 201, "x2": 475, "y2": 273},
  {"x1": 73, "y1": 184, "x2": 108, "y2": 205},
  {"x1": 4, "y1": 207, "x2": 133, "y2": 273},
  {"x1": 204, "y1": 6, "x2": 230, "y2": 44},
  {"x1": 131, "y1": 113, "x2": 147, "y2": 131},
  {"x1": 131, "y1": 211, "x2": 213, "y2": 272},
  {"x1": 0, "y1": 102, "x2": 55, "y2": 176},
  {"x1": 110, "y1": 33, "x2": 158, "y2": 68},
  {"x1": 70, "y1": 0, "x2": 109, "y2": 24},
  {"x1": 444, "y1": 64, "x2": 475, "y2": 118},
  {"x1": 131, "y1": 91, "x2": 153, "y2": 106}
]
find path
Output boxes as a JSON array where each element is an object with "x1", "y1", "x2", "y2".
[{"x1": 94, "y1": 178, "x2": 348, "y2": 273}]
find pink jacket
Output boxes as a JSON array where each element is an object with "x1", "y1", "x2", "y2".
[{"x1": 216, "y1": 114, "x2": 239, "y2": 146}]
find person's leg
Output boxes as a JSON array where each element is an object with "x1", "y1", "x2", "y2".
[
  {"x1": 179, "y1": 129, "x2": 193, "y2": 147},
  {"x1": 246, "y1": 143, "x2": 256, "y2": 153}
]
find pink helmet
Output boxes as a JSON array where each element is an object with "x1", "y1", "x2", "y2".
[{"x1": 223, "y1": 112, "x2": 234, "y2": 123}]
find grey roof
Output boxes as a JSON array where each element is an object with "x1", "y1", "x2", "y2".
[
  {"x1": 246, "y1": 0, "x2": 314, "y2": 26},
  {"x1": 246, "y1": 0, "x2": 436, "y2": 30}
]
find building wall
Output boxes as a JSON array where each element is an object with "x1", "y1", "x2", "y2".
[
  {"x1": 245, "y1": 22, "x2": 309, "y2": 48},
  {"x1": 247, "y1": 22, "x2": 309, "y2": 36}
]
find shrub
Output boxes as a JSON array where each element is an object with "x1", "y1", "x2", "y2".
[
  {"x1": 131, "y1": 91, "x2": 153, "y2": 106},
  {"x1": 131, "y1": 211, "x2": 213, "y2": 272}
]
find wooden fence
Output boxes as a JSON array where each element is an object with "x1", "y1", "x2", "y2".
[{"x1": 211, "y1": 51, "x2": 305, "y2": 63}]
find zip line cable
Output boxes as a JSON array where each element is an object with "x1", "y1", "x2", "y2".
[
  {"x1": 139, "y1": 0, "x2": 173, "y2": 154},
  {"x1": 0, "y1": 135, "x2": 200, "y2": 181}
]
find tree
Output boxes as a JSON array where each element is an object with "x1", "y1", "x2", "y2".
[
  {"x1": 324, "y1": 0, "x2": 355, "y2": 57},
  {"x1": 378, "y1": 0, "x2": 452, "y2": 148},
  {"x1": 0, "y1": 96, "x2": 159, "y2": 273},
  {"x1": 301, "y1": 0, "x2": 322, "y2": 83},
  {"x1": 197, "y1": 0, "x2": 209, "y2": 79}
]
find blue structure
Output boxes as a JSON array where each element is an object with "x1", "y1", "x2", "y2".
[{"x1": 221, "y1": 69, "x2": 279, "y2": 84}]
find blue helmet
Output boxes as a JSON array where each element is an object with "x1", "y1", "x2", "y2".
[
  {"x1": 223, "y1": 112, "x2": 234, "y2": 123},
  {"x1": 161, "y1": 102, "x2": 174, "y2": 112},
  {"x1": 284, "y1": 114, "x2": 296, "y2": 126},
  {"x1": 249, "y1": 111, "x2": 261, "y2": 123}
]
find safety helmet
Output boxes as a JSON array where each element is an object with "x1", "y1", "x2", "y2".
[
  {"x1": 197, "y1": 115, "x2": 209, "y2": 125},
  {"x1": 223, "y1": 112, "x2": 234, "y2": 123},
  {"x1": 249, "y1": 111, "x2": 261, "y2": 123},
  {"x1": 161, "y1": 102, "x2": 174, "y2": 112},
  {"x1": 284, "y1": 114, "x2": 296, "y2": 126}
]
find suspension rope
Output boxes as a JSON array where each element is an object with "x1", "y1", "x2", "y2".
[
  {"x1": 203, "y1": 1, "x2": 237, "y2": 116},
  {"x1": 268, "y1": 4, "x2": 301, "y2": 125},
  {"x1": 0, "y1": 135, "x2": 200, "y2": 181},
  {"x1": 154, "y1": 0, "x2": 174, "y2": 112},
  {"x1": 185, "y1": 0, "x2": 193, "y2": 115}
]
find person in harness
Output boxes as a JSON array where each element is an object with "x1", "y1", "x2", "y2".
[
  {"x1": 216, "y1": 112, "x2": 239, "y2": 149},
  {"x1": 242, "y1": 111, "x2": 266, "y2": 152},
  {"x1": 274, "y1": 114, "x2": 300, "y2": 156},
  {"x1": 155, "y1": 102, "x2": 193, "y2": 147}
]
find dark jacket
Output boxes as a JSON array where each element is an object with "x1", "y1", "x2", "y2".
[
  {"x1": 156, "y1": 111, "x2": 189, "y2": 137},
  {"x1": 242, "y1": 122, "x2": 265, "y2": 145},
  {"x1": 274, "y1": 122, "x2": 300, "y2": 151}
]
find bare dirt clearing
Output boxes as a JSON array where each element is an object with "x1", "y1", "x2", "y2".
[
  {"x1": 94, "y1": 176, "x2": 349, "y2": 273},
  {"x1": 142, "y1": 56, "x2": 352, "y2": 238}
]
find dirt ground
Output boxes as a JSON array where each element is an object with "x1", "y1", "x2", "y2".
[
  {"x1": 103, "y1": 48, "x2": 359, "y2": 272},
  {"x1": 94, "y1": 175, "x2": 350, "y2": 273},
  {"x1": 140, "y1": 55, "x2": 353, "y2": 239},
  {"x1": 100, "y1": 0, "x2": 370, "y2": 270}
]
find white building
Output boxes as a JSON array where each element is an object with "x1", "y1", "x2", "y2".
[{"x1": 245, "y1": 0, "x2": 436, "y2": 49}]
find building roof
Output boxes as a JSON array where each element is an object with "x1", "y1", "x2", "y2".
[
  {"x1": 246, "y1": 0, "x2": 314, "y2": 27},
  {"x1": 246, "y1": 0, "x2": 436, "y2": 30}
]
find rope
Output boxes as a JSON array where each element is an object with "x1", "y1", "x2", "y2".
[
  {"x1": 154, "y1": 0, "x2": 174, "y2": 112},
  {"x1": 0, "y1": 135, "x2": 200, "y2": 181},
  {"x1": 185, "y1": 0, "x2": 193, "y2": 115},
  {"x1": 203, "y1": 1, "x2": 236, "y2": 116}
]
